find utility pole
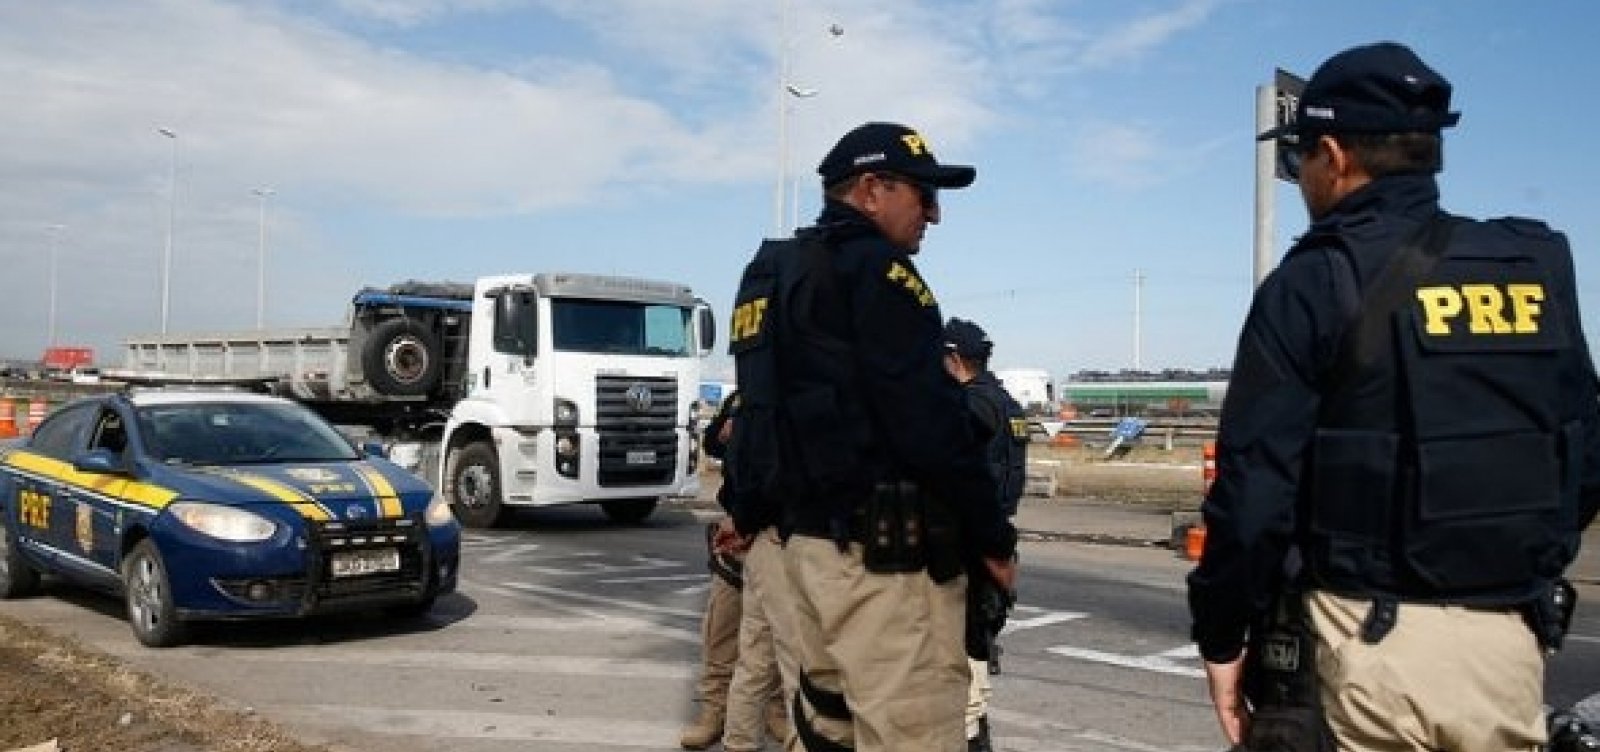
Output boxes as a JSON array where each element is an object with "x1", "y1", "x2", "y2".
[{"x1": 1133, "y1": 269, "x2": 1145, "y2": 370}]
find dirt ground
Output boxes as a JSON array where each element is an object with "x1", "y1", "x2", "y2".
[{"x1": 0, "y1": 445, "x2": 1198, "y2": 752}]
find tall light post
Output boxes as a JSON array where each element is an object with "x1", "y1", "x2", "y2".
[
  {"x1": 773, "y1": 1, "x2": 841, "y2": 236},
  {"x1": 46, "y1": 224, "x2": 65, "y2": 347},
  {"x1": 252, "y1": 187, "x2": 275, "y2": 329},
  {"x1": 157, "y1": 126, "x2": 178, "y2": 335}
]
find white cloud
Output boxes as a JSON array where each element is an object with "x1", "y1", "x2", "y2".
[
  {"x1": 1064, "y1": 121, "x2": 1163, "y2": 189},
  {"x1": 1076, "y1": 0, "x2": 1222, "y2": 70}
]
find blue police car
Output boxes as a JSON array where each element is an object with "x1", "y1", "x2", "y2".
[{"x1": 0, "y1": 390, "x2": 460, "y2": 647}]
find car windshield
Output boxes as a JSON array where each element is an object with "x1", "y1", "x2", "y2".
[
  {"x1": 550, "y1": 299, "x2": 692, "y2": 357},
  {"x1": 134, "y1": 401, "x2": 359, "y2": 465}
]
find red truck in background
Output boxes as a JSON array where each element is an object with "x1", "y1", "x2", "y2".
[{"x1": 41, "y1": 346, "x2": 94, "y2": 371}]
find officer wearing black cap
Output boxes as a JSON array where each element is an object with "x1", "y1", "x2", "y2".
[
  {"x1": 727, "y1": 122, "x2": 1018, "y2": 752},
  {"x1": 1187, "y1": 42, "x2": 1600, "y2": 752},
  {"x1": 942, "y1": 317, "x2": 1027, "y2": 752}
]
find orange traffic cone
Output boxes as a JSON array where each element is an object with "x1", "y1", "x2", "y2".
[
  {"x1": 1185, "y1": 524, "x2": 1207, "y2": 562},
  {"x1": 24, "y1": 399, "x2": 47, "y2": 435},
  {"x1": 1202, "y1": 440, "x2": 1217, "y2": 493},
  {"x1": 0, "y1": 398, "x2": 15, "y2": 439}
]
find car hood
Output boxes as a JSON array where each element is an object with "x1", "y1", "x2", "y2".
[{"x1": 152, "y1": 460, "x2": 432, "y2": 523}]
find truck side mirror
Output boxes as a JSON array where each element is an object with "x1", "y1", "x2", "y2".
[{"x1": 695, "y1": 304, "x2": 716, "y2": 357}]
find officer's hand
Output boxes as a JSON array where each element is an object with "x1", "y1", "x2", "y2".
[
  {"x1": 711, "y1": 516, "x2": 741, "y2": 554},
  {"x1": 982, "y1": 556, "x2": 1017, "y2": 593},
  {"x1": 1202, "y1": 653, "x2": 1250, "y2": 746}
]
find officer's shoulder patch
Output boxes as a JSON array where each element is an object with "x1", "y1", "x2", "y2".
[{"x1": 880, "y1": 256, "x2": 938, "y2": 307}]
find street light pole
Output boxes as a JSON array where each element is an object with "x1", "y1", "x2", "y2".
[
  {"x1": 773, "y1": 1, "x2": 840, "y2": 236},
  {"x1": 252, "y1": 187, "x2": 275, "y2": 329},
  {"x1": 46, "y1": 224, "x2": 64, "y2": 347},
  {"x1": 157, "y1": 127, "x2": 178, "y2": 335}
]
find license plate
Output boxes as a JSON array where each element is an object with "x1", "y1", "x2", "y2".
[
  {"x1": 625, "y1": 450, "x2": 655, "y2": 465},
  {"x1": 330, "y1": 548, "x2": 400, "y2": 578}
]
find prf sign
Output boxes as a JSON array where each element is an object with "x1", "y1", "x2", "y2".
[{"x1": 1272, "y1": 68, "x2": 1306, "y2": 183}]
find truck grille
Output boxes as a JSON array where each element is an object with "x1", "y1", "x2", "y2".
[{"x1": 595, "y1": 375, "x2": 679, "y2": 487}]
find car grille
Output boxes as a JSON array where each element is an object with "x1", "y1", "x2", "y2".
[
  {"x1": 595, "y1": 375, "x2": 679, "y2": 487},
  {"x1": 308, "y1": 516, "x2": 429, "y2": 602}
]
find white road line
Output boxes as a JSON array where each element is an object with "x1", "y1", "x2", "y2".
[
  {"x1": 990, "y1": 708, "x2": 1215, "y2": 752},
  {"x1": 1158, "y1": 644, "x2": 1200, "y2": 659},
  {"x1": 475, "y1": 542, "x2": 546, "y2": 563},
  {"x1": 269, "y1": 704, "x2": 681, "y2": 748},
  {"x1": 101, "y1": 644, "x2": 695, "y2": 680},
  {"x1": 469, "y1": 582, "x2": 701, "y2": 644},
  {"x1": 1046, "y1": 645, "x2": 1205, "y2": 678},
  {"x1": 596, "y1": 573, "x2": 708, "y2": 584},
  {"x1": 1002, "y1": 610, "x2": 1088, "y2": 634},
  {"x1": 1568, "y1": 633, "x2": 1599, "y2": 645},
  {"x1": 493, "y1": 580, "x2": 703, "y2": 620}
]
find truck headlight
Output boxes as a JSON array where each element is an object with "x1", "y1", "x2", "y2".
[
  {"x1": 424, "y1": 493, "x2": 456, "y2": 527},
  {"x1": 554, "y1": 398, "x2": 579, "y2": 427},
  {"x1": 169, "y1": 502, "x2": 278, "y2": 543}
]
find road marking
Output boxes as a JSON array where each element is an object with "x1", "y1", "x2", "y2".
[
  {"x1": 469, "y1": 582, "x2": 701, "y2": 644},
  {"x1": 1003, "y1": 609, "x2": 1088, "y2": 634},
  {"x1": 491, "y1": 579, "x2": 704, "y2": 619},
  {"x1": 1046, "y1": 645, "x2": 1205, "y2": 678},
  {"x1": 597, "y1": 573, "x2": 708, "y2": 584},
  {"x1": 1568, "y1": 633, "x2": 1599, "y2": 645},
  {"x1": 101, "y1": 643, "x2": 695, "y2": 679},
  {"x1": 519, "y1": 554, "x2": 684, "y2": 576},
  {"x1": 991, "y1": 708, "x2": 1215, "y2": 752},
  {"x1": 475, "y1": 542, "x2": 545, "y2": 563}
]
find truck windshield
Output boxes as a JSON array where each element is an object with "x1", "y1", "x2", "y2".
[
  {"x1": 551, "y1": 299, "x2": 692, "y2": 357},
  {"x1": 136, "y1": 401, "x2": 360, "y2": 465}
]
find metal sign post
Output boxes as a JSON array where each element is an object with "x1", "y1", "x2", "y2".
[{"x1": 1252, "y1": 69, "x2": 1306, "y2": 288}]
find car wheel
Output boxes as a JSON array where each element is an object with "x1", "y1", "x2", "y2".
[
  {"x1": 599, "y1": 497, "x2": 657, "y2": 525},
  {"x1": 0, "y1": 518, "x2": 42, "y2": 599},
  {"x1": 362, "y1": 318, "x2": 442, "y2": 397},
  {"x1": 448, "y1": 442, "x2": 504, "y2": 528},
  {"x1": 122, "y1": 539, "x2": 189, "y2": 648}
]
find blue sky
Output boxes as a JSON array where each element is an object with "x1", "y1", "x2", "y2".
[{"x1": 2, "y1": 0, "x2": 1596, "y2": 382}]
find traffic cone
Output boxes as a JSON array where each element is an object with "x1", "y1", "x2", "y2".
[
  {"x1": 0, "y1": 398, "x2": 15, "y2": 439},
  {"x1": 24, "y1": 399, "x2": 47, "y2": 435},
  {"x1": 1185, "y1": 524, "x2": 1207, "y2": 562},
  {"x1": 1201, "y1": 441, "x2": 1217, "y2": 493}
]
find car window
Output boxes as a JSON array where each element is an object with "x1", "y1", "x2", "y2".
[
  {"x1": 28, "y1": 403, "x2": 96, "y2": 460},
  {"x1": 135, "y1": 401, "x2": 359, "y2": 465},
  {"x1": 89, "y1": 409, "x2": 128, "y2": 455}
]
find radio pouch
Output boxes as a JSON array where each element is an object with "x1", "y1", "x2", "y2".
[{"x1": 863, "y1": 481, "x2": 926, "y2": 574}]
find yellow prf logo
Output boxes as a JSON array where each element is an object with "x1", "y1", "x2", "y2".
[
  {"x1": 1415, "y1": 283, "x2": 1545, "y2": 336},
  {"x1": 886, "y1": 261, "x2": 936, "y2": 307},
  {"x1": 900, "y1": 133, "x2": 929, "y2": 156},
  {"x1": 731, "y1": 297, "x2": 769, "y2": 341}
]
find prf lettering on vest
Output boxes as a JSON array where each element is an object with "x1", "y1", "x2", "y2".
[
  {"x1": 1415, "y1": 283, "x2": 1545, "y2": 336},
  {"x1": 731, "y1": 297, "x2": 769, "y2": 342},
  {"x1": 886, "y1": 261, "x2": 936, "y2": 307}
]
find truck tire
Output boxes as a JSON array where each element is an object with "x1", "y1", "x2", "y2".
[
  {"x1": 0, "y1": 518, "x2": 42, "y2": 599},
  {"x1": 448, "y1": 442, "x2": 505, "y2": 528},
  {"x1": 363, "y1": 318, "x2": 442, "y2": 397},
  {"x1": 599, "y1": 497, "x2": 657, "y2": 525}
]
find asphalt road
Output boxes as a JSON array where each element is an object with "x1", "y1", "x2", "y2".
[{"x1": 1, "y1": 498, "x2": 1596, "y2": 752}]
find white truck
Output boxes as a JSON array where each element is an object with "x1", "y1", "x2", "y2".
[{"x1": 122, "y1": 273, "x2": 716, "y2": 528}]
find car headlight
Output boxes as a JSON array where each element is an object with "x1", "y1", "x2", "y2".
[
  {"x1": 424, "y1": 493, "x2": 457, "y2": 527},
  {"x1": 169, "y1": 502, "x2": 278, "y2": 543}
]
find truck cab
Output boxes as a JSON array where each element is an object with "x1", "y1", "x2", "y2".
[{"x1": 438, "y1": 273, "x2": 715, "y2": 527}]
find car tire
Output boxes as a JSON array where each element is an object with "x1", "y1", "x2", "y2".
[
  {"x1": 362, "y1": 318, "x2": 442, "y2": 397},
  {"x1": 122, "y1": 539, "x2": 189, "y2": 648},
  {"x1": 448, "y1": 442, "x2": 504, "y2": 529},
  {"x1": 0, "y1": 518, "x2": 42, "y2": 599},
  {"x1": 599, "y1": 497, "x2": 657, "y2": 525}
]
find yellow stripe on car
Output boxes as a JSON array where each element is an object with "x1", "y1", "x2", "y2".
[
  {"x1": 197, "y1": 468, "x2": 334, "y2": 521},
  {"x1": 3, "y1": 451, "x2": 179, "y2": 509},
  {"x1": 353, "y1": 464, "x2": 404, "y2": 519}
]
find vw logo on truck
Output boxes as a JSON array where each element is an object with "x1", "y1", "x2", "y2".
[{"x1": 624, "y1": 383, "x2": 654, "y2": 413}]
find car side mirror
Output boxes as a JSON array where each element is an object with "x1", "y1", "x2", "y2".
[
  {"x1": 360, "y1": 441, "x2": 387, "y2": 459},
  {"x1": 72, "y1": 448, "x2": 126, "y2": 476}
]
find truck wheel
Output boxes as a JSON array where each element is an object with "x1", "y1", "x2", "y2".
[
  {"x1": 600, "y1": 497, "x2": 657, "y2": 525},
  {"x1": 0, "y1": 518, "x2": 42, "y2": 599},
  {"x1": 448, "y1": 442, "x2": 505, "y2": 528},
  {"x1": 363, "y1": 319, "x2": 442, "y2": 397},
  {"x1": 122, "y1": 539, "x2": 189, "y2": 648}
]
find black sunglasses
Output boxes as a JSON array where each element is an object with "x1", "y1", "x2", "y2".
[
  {"x1": 874, "y1": 172, "x2": 938, "y2": 208},
  {"x1": 1277, "y1": 136, "x2": 1317, "y2": 182}
]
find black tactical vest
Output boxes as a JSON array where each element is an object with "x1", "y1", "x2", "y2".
[
  {"x1": 1307, "y1": 214, "x2": 1586, "y2": 605},
  {"x1": 968, "y1": 375, "x2": 1029, "y2": 517}
]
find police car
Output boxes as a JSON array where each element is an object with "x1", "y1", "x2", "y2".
[{"x1": 0, "y1": 390, "x2": 460, "y2": 647}]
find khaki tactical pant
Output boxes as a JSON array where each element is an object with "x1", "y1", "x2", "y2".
[
  {"x1": 785, "y1": 535, "x2": 969, "y2": 752},
  {"x1": 695, "y1": 571, "x2": 743, "y2": 712},
  {"x1": 1307, "y1": 590, "x2": 1545, "y2": 752},
  {"x1": 964, "y1": 658, "x2": 991, "y2": 739},
  {"x1": 724, "y1": 528, "x2": 800, "y2": 751}
]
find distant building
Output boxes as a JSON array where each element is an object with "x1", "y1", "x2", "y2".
[{"x1": 1059, "y1": 369, "x2": 1230, "y2": 417}]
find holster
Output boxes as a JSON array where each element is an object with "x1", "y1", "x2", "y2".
[
  {"x1": 862, "y1": 481, "x2": 926, "y2": 574},
  {"x1": 965, "y1": 571, "x2": 1014, "y2": 671},
  {"x1": 1525, "y1": 578, "x2": 1578, "y2": 653},
  {"x1": 1239, "y1": 588, "x2": 1334, "y2": 752}
]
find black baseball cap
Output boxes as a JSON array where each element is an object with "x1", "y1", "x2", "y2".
[
  {"x1": 943, "y1": 318, "x2": 993, "y2": 361},
  {"x1": 1258, "y1": 42, "x2": 1460, "y2": 142},
  {"x1": 818, "y1": 122, "x2": 976, "y2": 189}
]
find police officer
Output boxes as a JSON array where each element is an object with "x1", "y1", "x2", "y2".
[
  {"x1": 728, "y1": 122, "x2": 1018, "y2": 752},
  {"x1": 942, "y1": 317, "x2": 1027, "y2": 752},
  {"x1": 1187, "y1": 42, "x2": 1600, "y2": 752}
]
